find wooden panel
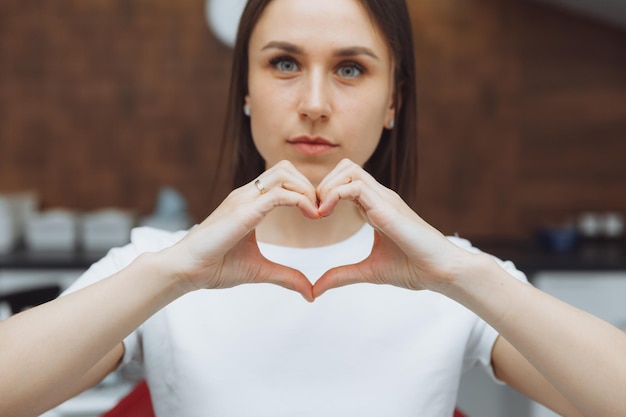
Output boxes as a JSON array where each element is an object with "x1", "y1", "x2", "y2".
[
  {"x1": 0, "y1": 0, "x2": 233, "y2": 218},
  {"x1": 409, "y1": 0, "x2": 626, "y2": 238},
  {"x1": 0, "y1": 0, "x2": 625, "y2": 239}
]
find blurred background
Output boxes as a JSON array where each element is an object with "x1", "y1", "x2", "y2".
[
  {"x1": 0, "y1": 0, "x2": 624, "y2": 239},
  {"x1": 0, "y1": 0, "x2": 625, "y2": 416}
]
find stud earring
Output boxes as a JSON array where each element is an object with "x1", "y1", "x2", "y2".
[
  {"x1": 388, "y1": 119, "x2": 395, "y2": 129},
  {"x1": 243, "y1": 106, "x2": 251, "y2": 117}
]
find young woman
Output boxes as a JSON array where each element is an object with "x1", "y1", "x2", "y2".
[{"x1": 1, "y1": 0, "x2": 625, "y2": 416}]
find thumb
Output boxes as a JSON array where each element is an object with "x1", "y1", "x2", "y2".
[
  {"x1": 313, "y1": 259, "x2": 375, "y2": 299},
  {"x1": 255, "y1": 260, "x2": 315, "y2": 302}
]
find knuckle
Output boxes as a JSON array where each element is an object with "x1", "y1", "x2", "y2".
[
  {"x1": 339, "y1": 158, "x2": 354, "y2": 168},
  {"x1": 275, "y1": 160, "x2": 294, "y2": 171}
]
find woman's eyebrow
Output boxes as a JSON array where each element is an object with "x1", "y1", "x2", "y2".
[
  {"x1": 333, "y1": 46, "x2": 379, "y2": 60},
  {"x1": 261, "y1": 41, "x2": 379, "y2": 60},
  {"x1": 261, "y1": 41, "x2": 303, "y2": 54}
]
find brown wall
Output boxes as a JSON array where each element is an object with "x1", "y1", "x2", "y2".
[
  {"x1": 0, "y1": 0, "x2": 233, "y2": 219},
  {"x1": 1, "y1": 0, "x2": 625, "y2": 239}
]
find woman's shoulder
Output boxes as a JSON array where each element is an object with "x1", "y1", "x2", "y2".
[
  {"x1": 63, "y1": 227, "x2": 191, "y2": 295},
  {"x1": 129, "y1": 226, "x2": 190, "y2": 252}
]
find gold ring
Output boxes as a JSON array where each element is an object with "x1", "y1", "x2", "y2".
[{"x1": 254, "y1": 179, "x2": 266, "y2": 194}]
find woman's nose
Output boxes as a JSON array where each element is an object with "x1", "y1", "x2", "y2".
[{"x1": 297, "y1": 70, "x2": 331, "y2": 121}]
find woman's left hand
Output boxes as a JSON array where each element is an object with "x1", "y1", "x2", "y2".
[{"x1": 313, "y1": 159, "x2": 471, "y2": 298}]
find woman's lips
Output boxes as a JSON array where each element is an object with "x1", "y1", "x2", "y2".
[{"x1": 287, "y1": 137, "x2": 338, "y2": 156}]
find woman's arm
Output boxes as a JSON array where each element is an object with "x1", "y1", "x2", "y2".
[
  {"x1": 491, "y1": 336, "x2": 583, "y2": 417},
  {"x1": 447, "y1": 252, "x2": 626, "y2": 417},
  {"x1": 0, "y1": 252, "x2": 183, "y2": 416}
]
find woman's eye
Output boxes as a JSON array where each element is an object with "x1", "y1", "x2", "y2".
[
  {"x1": 337, "y1": 64, "x2": 364, "y2": 79},
  {"x1": 271, "y1": 57, "x2": 299, "y2": 73}
]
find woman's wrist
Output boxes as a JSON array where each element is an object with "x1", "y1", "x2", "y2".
[
  {"x1": 436, "y1": 248, "x2": 527, "y2": 328},
  {"x1": 435, "y1": 249, "x2": 504, "y2": 304},
  {"x1": 132, "y1": 249, "x2": 195, "y2": 303}
]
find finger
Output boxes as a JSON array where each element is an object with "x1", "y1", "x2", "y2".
[
  {"x1": 316, "y1": 160, "x2": 383, "y2": 217},
  {"x1": 317, "y1": 180, "x2": 388, "y2": 219},
  {"x1": 317, "y1": 181, "x2": 363, "y2": 217},
  {"x1": 316, "y1": 158, "x2": 359, "y2": 190},
  {"x1": 256, "y1": 186, "x2": 320, "y2": 219},
  {"x1": 254, "y1": 160, "x2": 318, "y2": 207},
  {"x1": 196, "y1": 164, "x2": 322, "y2": 260}
]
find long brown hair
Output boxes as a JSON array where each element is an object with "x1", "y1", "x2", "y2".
[{"x1": 220, "y1": 0, "x2": 418, "y2": 206}]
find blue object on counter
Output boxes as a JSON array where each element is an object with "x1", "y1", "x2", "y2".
[
  {"x1": 140, "y1": 187, "x2": 193, "y2": 232},
  {"x1": 536, "y1": 226, "x2": 580, "y2": 253}
]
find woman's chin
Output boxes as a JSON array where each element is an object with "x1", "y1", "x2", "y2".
[{"x1": 295, "y1": 160, "x2": 340, "y2": 185}]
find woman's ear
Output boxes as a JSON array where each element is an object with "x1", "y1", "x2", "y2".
[
  {"x1": 244, "y1": 96, "x2": 251, "y2": 117},
  {"x1": 385, "y1": 88, "x2": 402, "y2": 130},
  {"x1": 385, "y1": 113, "x2": 395, "y2": 130},
  {"x1": 385, "y1": 95, "x2": 399, "y2": 130}
]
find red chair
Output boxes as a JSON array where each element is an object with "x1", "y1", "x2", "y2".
[
  {"x1": 454, "y1": 408, "x2": 469, "y2": 417},
  {"x1": 101, "y1": 380, "x2": 155, "y2": 417}
]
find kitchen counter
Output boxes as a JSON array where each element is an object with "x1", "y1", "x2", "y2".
[
  {"x1": 473, "y1": 238, "x2": 626, "y2": 277},
  {"x1": 0, "y1": 248, "x2": 107, "y2": 270},
  {"x1": 1, "y1": 239, "x2": 626, "y2": 276}
]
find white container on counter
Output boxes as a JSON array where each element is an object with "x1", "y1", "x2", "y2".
[
  {"x1": 24, "y1": 209, "x2": 78, "y2": 251},
  {"x1": 0, "y1": 192, "x2": 38, "y2": 254},
  {"x1": 81, "y1": 209, "x2": 134, "y2": 251},
  {"x1": 0, "y1": 197, "x2": 15, "y2": 254}
]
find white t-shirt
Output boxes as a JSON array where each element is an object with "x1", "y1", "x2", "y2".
[{"x1": 67, "y1": 224, "x2": 527, "y2": 417}]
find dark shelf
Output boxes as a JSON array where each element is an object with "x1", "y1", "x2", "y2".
[
  {"x1": 1, "y1": 239, "x2": 626, "y2": 279},
  {"x1": 0, "y1": 248, "x2": 107, "y2": 270},
  {"x1": 473, "y1": 238, "x2": 626, "y2": 277}
]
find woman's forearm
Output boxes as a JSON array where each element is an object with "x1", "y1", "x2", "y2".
[
  {"x1": 446, "y1": 252, "x2": 626, "y2": 417},
  {"x1": 0, "y1": 251, "x2": 187, "y2": 416}
]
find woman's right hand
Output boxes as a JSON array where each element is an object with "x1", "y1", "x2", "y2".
[
  {"x1": 0, "y1": 163, "x2": 320, "y2": 414},
  {"x1": 160, "y1": 161, "x2": 319, "y2": 301}
]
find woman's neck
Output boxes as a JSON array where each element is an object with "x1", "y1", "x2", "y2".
[{"x1": 255, "y1": 201, "x2": 366, "y2": 248}]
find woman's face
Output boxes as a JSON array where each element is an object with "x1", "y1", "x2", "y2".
[{"x1": 246, "y1": 0, "x2": 396, "y2": 185}]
